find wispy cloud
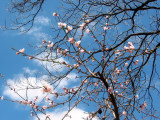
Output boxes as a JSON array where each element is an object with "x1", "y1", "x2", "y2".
[
  {"x1": 35, "y1": 16, "x2": 51, "y2": 26},
  {"x1": 18, "y1": 16, "x2": 52, "y2": 41},
  {"x1": 33, "y1": 52, "x2": 67, "y2": 72}
]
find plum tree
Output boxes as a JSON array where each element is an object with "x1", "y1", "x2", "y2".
[{"x1": 1, "y1": 0, "x2": 160, "y2": 120}]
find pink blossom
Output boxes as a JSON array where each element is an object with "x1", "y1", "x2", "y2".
[
  {"x1": 115, "y1": 68, "x2": 121, "y2": 75},
  {"x1": 74, "y1": 64, "x2": 79, "y2": 68},
  {"x1": 63, "y1": 88, "x2": 69, "y2": 94},
  {"x1": 80, "y1": 49, "x2": 85, "y2": 53},
  {"x1": 104, "y1": 27, "x2": 111, "y2": 30},
  {"x1": 94, "y1": 82, "x2": 98, "y2": 86},
  {"x1": 62, "y1": 23, "x2": 67, "y2": 28},
  {"x1": 43, "y1": 106, "x2": 47, "y2": 110},
  {"x1": 80, "y1": 23, "x2": 86, "y2": 30},
  {"x1": 31, "y1": 111, "x2": 34, "y2": 117},
  {"x1": 23, "y1": 101, "x2": 28, "y2": 106},
  {"x1": 134, "y1": 60, "x2": 139, "y2": 65},
  {"x1": 118, "y1": 93, "x2": 123, "y2": 97},
  {"x1": 120, "y1": 84, "x2": 123, "y2": 88},
  {"x1": 86, "y1": 19, "x2": 90, "y2": 23},
  {"x1": 115, "y1": 50, "x2": 120, "y2": 54},
  {"x1": 58, "y1": 22, "x2": 63, "y2": 27},
  {"x1": 54, "y1": 92, "x2": 58, "y2": 98},
  {"x1": 1, "y1": 96, "x2": 4, "y2": 100},
  {"x1": 48, "y1": 41, "x2": 51, "y2": 44},
  {"x1": 29, "y1": 56, "x2": 33, "y2": 60},
  {"x1": 71, "y1": 88, "x2": 75, "y2": 93},
  {"x1": 128, "y1": 42, "x2": 133, "y2": 46},
  {"x1": 49, "y1": 101, "x2": 53, "y2": 106},
  {"x1": 46, "y1": 96, "x2": 50, "y2": 101},
  {"x1": 106, "y1": 48, "x2": 109, "y2": 51},
  {"x1": 75, "y1": 41, "x2": 81, "y2": 47},
  {"x1": 129, "y1": 45, "x2": 135, "y2": 50},
  {"x1": 52, "y1": 12, "x2": 57, "y2": 16},
  {"x1": 19, "y1": 48, "x2": 25, "y2": 53},
  {"x1": 68, "y1": 37, "x2": 74, "y2": 43},
  {"x1": 143, "y1": 101, "x2": 147, "y2": 107},
  {"x1": 16, "y1": 52, "x2": 20, "y2": 55},
  {"x1": 28, "y1": 101, "x2": 32, "y2": 104},
  {"x1": 122, "y1": 111, "x2": 127, "y2": 116},
  {"x1": 140, "y1": 102, "x2": 147, "y2": 111},
  {"x1": 47, "y1": 42, "x2": 54, "y2": 48},
  {"x1": 62, "y1": 61, "x2": 66, "y2": 64},
  {"x1": 106, "y1": 16, "x2": 109, "y2": 19},
  {"x1": 42, "y1": 84, "x2": 53, "y2": 93},
  {"x1": 67, "y1": 26, "x2": 73, "y2": 31},
  {"x1": 125, "y1": 80, "x2": 129, "y2": 85},
  {"x1": 92, "y1": 60, "x2": 95, "y2": 62},
  {"x1": 108, "y1": 87, "x2": 113, "y2": 94},
  {"x1": 62, "y1": 49, "x2": 68, "y2": 54},
  {"x1": 57, "y1": 49, "x2": 61, "y2": 53},
  {"x1": 42, "y1": 40, "x2": 46, "y2": 44},
  {"x1": 140, "y1": 105, "x2": 145, "y2": 110},
  {"x1": 103, "y1": 27, "x2": 108, "y2": 30},
  {"x1": 106, "y1": 23, "x2": 108, "y2": 26},
  {"x1": 136, "y1": 95, "x2": 139, "y2": 99},
  {"x1": 125, "y1": 63, "x2": 128, "y2": 66},
  {"x1": 34, "y1": 105, "x2": 38, "y2": 109},
  {"x1": 86, "y1": 29, "x2": 91, "y2": 33},
  {"x1": 124, "y1": 46, "x2": 129, "y2": 50}
]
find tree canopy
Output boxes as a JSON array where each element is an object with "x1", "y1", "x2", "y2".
[{"x1": 1, "y1": 0, "x2": 160, "y2": 120}]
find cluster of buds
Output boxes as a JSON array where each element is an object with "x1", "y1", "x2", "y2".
[
  {"x1": 124, "y1": 42, "x2": 135, "y2": 53},
  {"x1": 140, "y1": 101, "x2": 147, "y2": 110},
  {"x1": 80, "y1": 23, "x2": 86, "y2": 30},
  {"x1": 115, "y1": 68, "x2": 122, "y2": 75},
  {"x1": 58, "y1": 22, "x2": 73, "y2": 32},
  {"x1": 68, "y1": 37, "x2": 74, "y2": 43},
  {"x1": 42, "y1": 84, "x2": 53, "y2": 93},
  {"x1": 73, "y1": 63, "x2": 79, "y2": 68},
  {"x1": 63, "y1": 87, "x2": 69, "y2": 94},
  {"x1": 16, "y1": 48, "x2": 25, "y2": 55},
  {"x1": 52, "y1": 12, "x2": 59, "y2": 17},
  {"x1": 122, "y1": 111, "x2": 127, "y2": 116},
  {"x1": 134, "y1": 60, "x2": 139, "y2": 65},
  {"x1": 86, "y1": 29, "x2": 91, "y2": 33},
  {"x1": 42, "y1": 40, "x2": 54, "y2": 48},
  {"x1": 63, "y1": 87, "x2": 76, "y2": 94},
  {"x1": 75, "y1": 41, "x2": 81, "y2": 47},
  {"x1": 104, "y1": 26, "x2": 111, "y2": 31}
]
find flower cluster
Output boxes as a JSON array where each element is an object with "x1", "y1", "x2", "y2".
[{"x1": 58, "y1": 22, "x2": 73, "y2": 32}]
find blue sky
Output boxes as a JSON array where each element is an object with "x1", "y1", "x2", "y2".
[{"x1": 0, "y1": 1, "x2": 160, "y2": 120}]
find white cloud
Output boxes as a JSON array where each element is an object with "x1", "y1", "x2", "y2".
[
  {"x1": 3, "y1": 67, "x2": 78, "y2": 102},
  {"x1": 56, "y1": 73, "x2": 78, "y2": 89},
  {"x1": 26, "y1": 26, "x2": 50, "y2": 41},
  {"x1": 35, "y1": 16, "x2": 50, "y2": 26},
  {"x1": 33, "y1": 52, "x2": 67, "y2": 72},
  {"x1": 27, "y1": 27, "x2": 42, "y2": 34},
  {"x1": 34, "y1": 108, "x2": 98, "y2": 120},
  {"x1": 3, "y1": 73, "x2": 53, "y2": 102}
]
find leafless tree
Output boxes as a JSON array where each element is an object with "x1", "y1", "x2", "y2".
[{"x1": 1, "y1": 0, "x2": 160, "y2": 120}]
